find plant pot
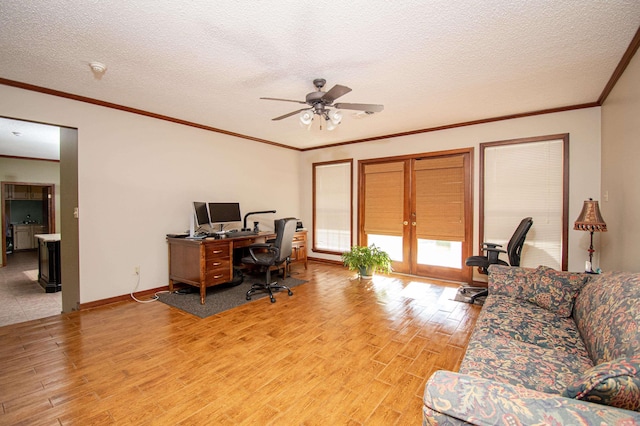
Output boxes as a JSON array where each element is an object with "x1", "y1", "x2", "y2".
[{"x1": 358, "y1": 266, "x2": 374, "y2": 280}]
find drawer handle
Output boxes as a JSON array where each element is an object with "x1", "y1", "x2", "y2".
[
  {"x1": 213, "y1": 274, "x2": 224, "y2": 279},
  {"x1": 212, "y1": 250, "x2": 223, "y2": 254},
  {"x1": 213, "y1": 262, "x2": 221, "y2": 266}
]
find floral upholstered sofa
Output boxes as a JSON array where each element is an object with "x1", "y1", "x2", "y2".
[{"x1": 423, "y1": 265, "x2": 640, "y2": 425}]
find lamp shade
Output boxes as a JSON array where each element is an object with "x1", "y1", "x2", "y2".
[{"x1": 574, "y1": 199, "x2": 607, "y2": 232}]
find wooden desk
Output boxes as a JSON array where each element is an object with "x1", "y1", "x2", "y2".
[{"x1": 167, "y1": 230, "x2": 307, "y2": 304}]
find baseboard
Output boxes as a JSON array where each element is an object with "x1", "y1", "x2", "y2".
[
  {"x1": 469, "y1": 280, "x2": 488, "y2": 288},
  {"x1": 81, "y1": 259, "x2": 336, "y2": 310},
  {"x1": 307, "y1": 256, "x2": 343, "y2": 266},
  {"x1": 78, "y1": 285, "x2": 173, "y2": 310}
]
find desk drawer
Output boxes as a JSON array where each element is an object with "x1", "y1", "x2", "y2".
[
  {"x1": 205, "y1": 257, "x2": 229, "y2": 270},
  {"x1": 205, "y1": 243, "x2": 230, "y2": 258},
  {"x1": 205, "y1": 265, "x2": 231, "y2": 285}
]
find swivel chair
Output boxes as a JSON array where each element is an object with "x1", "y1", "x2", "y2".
[
  {"x1": 241, "y1": 217, "x2": 297, "y2": 303},
  {"x1": 461, "y1": 217, "x2": 533, "y2": 303}
]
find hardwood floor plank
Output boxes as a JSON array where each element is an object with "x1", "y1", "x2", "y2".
[{"x1": 0, "y1": 262, "x2": 480, "y2": 424}]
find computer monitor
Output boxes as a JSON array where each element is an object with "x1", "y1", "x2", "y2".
[
  {"x1": 193, "y1": 202, "x2": 211, "y2": 228},
  {"x1": 208, "y1": 202, "x2": 242, "y2": 231}
]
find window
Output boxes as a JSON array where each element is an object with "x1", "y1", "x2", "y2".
[
  {"x1": 313, "y1": 160, "x2": 352, "y2": 253},
  {"x1": 481, "y1": 134, "x2": 568, "y2": 270}
]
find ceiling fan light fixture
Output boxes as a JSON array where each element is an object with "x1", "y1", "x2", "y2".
[
  {"x1": 263, "y1": 78, "x2": 382, "y2": 130},
  {"x1": 299, "y1": 110, "x2": 313, "y2": 126},
  {"x1": 329, "y1": 109, "x2": 342, "y2": 125}
]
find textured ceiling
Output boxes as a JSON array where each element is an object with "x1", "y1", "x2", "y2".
[{"x1": 0, "y1": 0, "x2": 639, "y2": 154}]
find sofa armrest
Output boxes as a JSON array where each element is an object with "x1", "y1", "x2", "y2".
[{"x1": 423, "y1": 370, "x2": 640, "y2": 425}]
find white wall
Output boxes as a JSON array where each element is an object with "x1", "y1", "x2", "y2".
[
  {"x1": 0, "y1": 85, "x2": 300, "y2": 303},
  {"x1": 300, "y1": 107, "x2": 602, "y2": 274},
  {"x1": 0, "y1": 82, "x2": 605, "y2": 302},
  {"x1": 601, "y1": 48, "x2": 640, "y2": 272}
]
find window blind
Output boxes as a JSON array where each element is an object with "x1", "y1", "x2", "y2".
[
  {"x1": 483, "y1": 139, "x2": 563, "y2": 269},
  {"x1": 363, "y1": 162, "x2": 404, "y2": 235},
  {"x1": 414, "y1": 156, "x2": 465, "y2": 241},
  {"x1": 314, "y1": 161, "x2": 352, "y2": 253}
]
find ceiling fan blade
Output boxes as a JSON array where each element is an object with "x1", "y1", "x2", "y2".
[
  {"x1": 272, "y1": 108, "x2": 311, "y2": 121},
  {"x1": 321, "y1": 85, "x2": 352, "y2": 103},
  {"x1": 260, "y1": 97, "x2": 307, "y2": 105},
  {"x1": 334, "y1": 103, "x2": 384, "y2": 113}
]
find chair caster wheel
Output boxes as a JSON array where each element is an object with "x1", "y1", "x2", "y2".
[
  {"x1": 270, "y1": 297, "x2": 276, "y2": 303},
  {"x1": 288, "y1": 290, "x2": 293, "y2": 296},
  {"x1": 246, "y1": 296, "x2": 251, "y2": 300}
]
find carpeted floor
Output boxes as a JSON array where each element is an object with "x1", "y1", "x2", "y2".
[{"x1": 157, "y1": 274, "x2": 307, "y2": 318}]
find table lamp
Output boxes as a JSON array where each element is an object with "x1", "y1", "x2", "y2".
[{"x1": 574, "y1": 198, "x2": 607, "y2": 273}]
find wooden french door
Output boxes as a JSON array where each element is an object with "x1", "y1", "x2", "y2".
[{"x1": 359, "y1": 149, "x2": 473, "y2": 283}]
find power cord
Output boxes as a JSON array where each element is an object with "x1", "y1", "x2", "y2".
[{"x1": 130, "y1": 269, "x2": 170, "y2": 304}]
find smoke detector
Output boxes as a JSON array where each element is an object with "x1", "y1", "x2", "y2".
[{"x1": 89, "y1": 61, "x2": 107, "y2": 76}]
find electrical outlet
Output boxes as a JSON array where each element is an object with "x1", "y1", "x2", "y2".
[{"x1": 134, "y1": 266, "x2": 140, "y2": 275}]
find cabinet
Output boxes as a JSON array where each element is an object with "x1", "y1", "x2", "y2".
[
  {"x1": 168, "y1": 237, "x2": 237, "y2": 304},
  {"x1": 289, "y1": 231, "x2": 308, "y2": 271},
  {"x1": 6, "y1": 184, "x2": 45, "y2": 200},
  {"x1": 13, "y1": 224, "x2": 48, "y2": 250},
  {"x1": 36, "y1": 235, "x2": 62, "y2": 293}
]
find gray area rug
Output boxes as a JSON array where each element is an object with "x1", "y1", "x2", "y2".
[
  {"x1": 452, "y1": 289, "x2": 486, "y2": 306},
  {"x1": 157, "y1": 274, "x2": 307, "y2": 318}
]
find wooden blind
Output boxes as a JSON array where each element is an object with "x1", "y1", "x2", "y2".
[
  {"x1": 363, "y1": 162, "x2": 404, "y2": 235},
  {"x1": 414, "y1": 156, "x2": 465, "y2": 241}
]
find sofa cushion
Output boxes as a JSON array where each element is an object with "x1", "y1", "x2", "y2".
[
  {"x1": 475, "y1": 295, "x2": 588, "y2": 355},
  {"x1": 527, "y1": 266, "x2": 588, "y2": 317},
  {"x1": 460, "y1": 331, "x2": 593, "y2": 394},
  {"x1": 487, "y1": 264, "x2": 536, "y2": 300},
  {"x1": 563, "y1": 355, "x2": 640, "y2": 412},
  {"x1": 574, "y1": 272, "x2": 640, "y2": 364},
  {"x1": 460, "y1": 296, "x2": 593, "y2": 394}
]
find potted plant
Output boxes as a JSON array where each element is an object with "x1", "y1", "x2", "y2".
[{"x1": 341, "y1": 244, "x2": 393, "y2": 279}]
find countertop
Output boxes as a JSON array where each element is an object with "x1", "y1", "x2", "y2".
[{"x1": 34, "y1": 233, "x2": 61, "y2": 242}]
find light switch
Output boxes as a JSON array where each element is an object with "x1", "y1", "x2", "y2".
[{"x1": 73, "y1": 207, "x2": 79, "y2": 219}]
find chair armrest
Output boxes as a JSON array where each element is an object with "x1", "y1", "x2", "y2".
[
  {"x1": 483, "y1": 247, "x2": 506, "y2": 254},
  {"x1": 247, "y1": 243, "x2": 271, "y2": 249},
  {"x1": 483, "y1": 247, "x2": 506, "y2": 264},
  {"x1": 247, "y1": 244, "x2": 279, "y2": 263},
  {"x1": 423, "y1": 370, "x2": 640, "y2": 425},
  {"x1": 482, "y1": 242, "x2": 502, "y2": 249}
]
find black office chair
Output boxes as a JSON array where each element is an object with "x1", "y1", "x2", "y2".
[
  {"x1": 241, "y1": 217, "x2": 297, "y2": 303},
  {"x1": 460, "y1": 217, "x2": 533, "y2": 302}
]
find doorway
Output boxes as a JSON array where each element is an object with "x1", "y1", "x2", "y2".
[
  {"x1": 0, "y1": 116, "x2": 79, "y2": 322},
  {"x1": 359, "y1": 149, "x2": 473, "y2": 283}
]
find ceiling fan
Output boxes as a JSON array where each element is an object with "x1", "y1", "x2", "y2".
[{"x1": 260, "y1": 78, "x2": 384, "y2": 130}]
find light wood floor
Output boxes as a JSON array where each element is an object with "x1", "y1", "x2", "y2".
[{"x1": 0, "y1": 261, "x2": 480, "y2": 425}]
